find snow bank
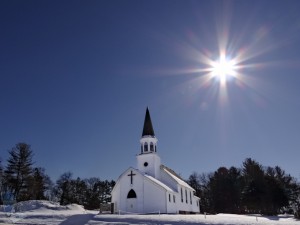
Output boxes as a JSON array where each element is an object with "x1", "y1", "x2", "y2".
[
  {"x1": 0, "y1": 200, "x2": 85, "y2": 213},
  {"x1": 1, "y1": 201, "x2": 299, "y2": 225},
  {"x1": 13, "y1": 200, "x2": 63, "y2": 212},
  {"x1": 65, "y1": 203, "x2": 85, "y2": 211}
]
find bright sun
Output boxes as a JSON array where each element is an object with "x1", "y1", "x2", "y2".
[{"x1": 210, "y1": 55, "x2": 237, "y2": 83}]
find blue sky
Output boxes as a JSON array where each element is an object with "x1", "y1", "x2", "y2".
[{"x1": 1, "y1": 0, "x2": 300, "y2": 181}]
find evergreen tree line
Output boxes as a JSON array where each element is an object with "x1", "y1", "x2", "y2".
[
  {"x1": 187, "y1": 158, "x2": 300, "y2": 218},
  {"x1": 53, "y1": 172, "x2": 115, "y2": 209},
  {"x1": 0, "y1": 142, "x2": 115, "y2": 210},
  {"x1": 1, "y1": 143, "x2": 300, "y2": 217}
]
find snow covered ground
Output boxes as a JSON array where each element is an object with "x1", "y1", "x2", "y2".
[{"x1": 0, "y1": 200, "x2": 299, "y2": 225}]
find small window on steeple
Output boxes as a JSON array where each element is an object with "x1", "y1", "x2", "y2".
[
  {"x1": 155, "y1": 145, "x2": 157, "y2": 152},
  {"x1": 144, "y1": 143, "x2": 148, "y2": 152},
  {"x1": 141, "y1": 145, "x2": 143, "y2": 154},
  {"x1": 150, "y1": 142, "x2": 154, "y2": 151}
]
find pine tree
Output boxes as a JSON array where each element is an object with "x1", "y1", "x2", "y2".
[
  {"x1": 241, "y1": 158, "x2": 266, "y2": 214},
  {"x1": 85, "y1": 177, "x2": 101, "y2": 209},
  {"x1": 295, "y1": 184, "x2": 300, "y2": 219},
  {"x1": 228, "y1": 167, "x2": 244, "y2": 213},
  {"x1": 4, "y1": 143, "x2": 34, "y2": 201},
  {"x1": 69, "y1": 177, "x2": 87, "y2": 205},
  {"x1": 28, "y1": 167, "x2": 52, "y2": 200},
  {"x1": 55, "y1": 172, "x2": 73, "y2": 205},
  {"x1": 208, "y1": 167, "x2": 243, "y2": 213}
]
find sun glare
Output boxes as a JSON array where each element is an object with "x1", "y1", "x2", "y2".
[{"x1": 211, "y1": 55, "x2": 237, "y2": 83}]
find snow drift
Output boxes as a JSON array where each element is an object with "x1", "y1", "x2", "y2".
[
  {"x1": 0, "y1": 200, "x2": 85, "y2": 213},
  {"x1": 0, "y1": 200, "x2": 299, "y2": 225}
]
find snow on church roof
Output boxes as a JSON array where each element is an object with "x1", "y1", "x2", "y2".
[
  {"x1": 144, "y1": 174, "x2": 174, "y2": 192},
  {"x1": 162, "y1": 166, "x2": 194, "y2": 190}
]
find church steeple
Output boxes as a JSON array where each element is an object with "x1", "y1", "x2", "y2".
[
  {"x1": 139, "y1": 108, "x2": 158, "y2": 154},
  {"x1": 142, "y1": 107, "x2": 155, "y2": 137},
  {"x1": 137, "y1": 107, "x2": 161, "y2": 178}
]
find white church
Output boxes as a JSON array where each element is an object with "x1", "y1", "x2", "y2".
[{"x1": 111, "y1": 108, "x2": 200, "y2": 214}]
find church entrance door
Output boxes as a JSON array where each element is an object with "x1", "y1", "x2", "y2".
[{"x1": 126, "y1": 198, "x2": 138, "y2": 213}]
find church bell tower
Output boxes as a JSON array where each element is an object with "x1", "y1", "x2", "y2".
[{"x1": 137, "y1": 107, "x2": 161, "y2": 178}]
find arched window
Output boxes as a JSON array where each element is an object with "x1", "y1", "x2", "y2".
[
  {"x1": 169, "y1": 194, "x2": 171, "y2": 202},
  {"x1": 127, "y1": 189, "x2": 137, "y2": 198},
  {"x1": 190, "y1": 191, "x2": 192, "y2": 204},
  {"x1": 155, "y1": 145, "x2": 157, "y2": 152},
  {"x1": 150, "y1": 142, "x2": 154, "y2": 151},
  {"x1": 144, "y1": 142, "x2": 148, "y2": 152},
  {"x1": 141, "y1": 145, "x2": 143, "y2": 153}
]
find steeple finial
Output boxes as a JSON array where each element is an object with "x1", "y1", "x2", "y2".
[{"x1": 142, "y1": 107, "x2": 155, "y2": 137}]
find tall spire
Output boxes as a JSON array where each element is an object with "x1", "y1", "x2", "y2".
[
  {"x1": 142, "y1": 107, "x2": 155, "y2": 137},
  {"x1": 138, "y1": 107, "x2": 160, "y2": 176}
]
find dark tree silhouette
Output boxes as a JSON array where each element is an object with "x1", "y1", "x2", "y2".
[
  {"x1": 0, "y1": 158, "x2": 3, "y2": 204},
  {"x1": 241, "y1": 158, "x2": 266, "y2": 214},
  {"x1": 28, "y1": 167, "x2": 52, "y2": 200},
  {"x1": 208, "y1": 167, "x2": 243, "y2": 213},
  {"x1": 187, "y1": 172, "x2": 212, "y2": 213},
  {"x1": 54, "y1": 174, "x2": 115, "y2": 209},
  {"x1": 4, "y1": 143, "x2": 34, "y2": 201},
  {"x1": 55, "y1": 172, "x2": 73, "y2": 205}
]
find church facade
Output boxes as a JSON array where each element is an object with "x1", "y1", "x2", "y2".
[{"x1": 111, "y1": 108, "x2": 200, "y2": 214}]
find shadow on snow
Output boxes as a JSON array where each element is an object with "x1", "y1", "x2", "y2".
[{"x1": 59, "y1": 213, "x2": 95, "y2": 225}]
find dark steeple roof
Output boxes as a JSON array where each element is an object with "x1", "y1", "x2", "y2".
[{"x1": 142, "y1": 107, "x2": 155, "y2": 137}]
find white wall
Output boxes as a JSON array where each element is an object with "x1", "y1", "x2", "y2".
[
  {"x1": 159, "y1": 169, "x2": 200, "y2": 213},
  {"x1": 143, "y1": 178, "x2": 167, "y2": 213},
  {"x1": 136, "y1": 153, "x2": 161, "y2": 179},
  {"x1": 166, "y1": 192, "x2": 178, "y2": 213},
  {"x1": 111, "y1": 182, "x2": 120, "y2": 213},
  {"x1": 175, "y1": 185, "x2": 200, "y2": 213},
  {"x1": 112, "y1": 168, "x2": 145, "y2": 213}
]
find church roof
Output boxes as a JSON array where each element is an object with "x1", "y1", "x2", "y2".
[
  {"x1": 144, "y1": 174, "x2": 174, "y2": 192},
  {"x1": 114, "y1": 167, "x2": 175, "y2": 193},
  {"x1": 142, "y1": 107, "x2": 155, "y2": 137},
  {"x1": 162, "y1": 165, "x2": 195, "y2": 190}
]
